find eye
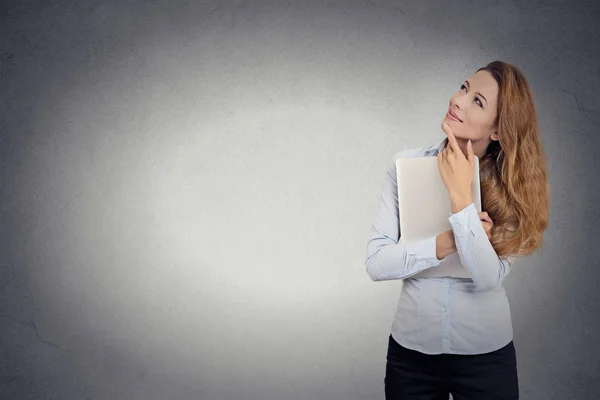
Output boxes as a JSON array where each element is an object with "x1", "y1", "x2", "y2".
[{"x1": 460, "y1": 84, "x2": 484, "y2": 108}]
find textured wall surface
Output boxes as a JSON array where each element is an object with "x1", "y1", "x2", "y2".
[{"x1": 1, "y1": 1, "x2": 599, "y2": 399}]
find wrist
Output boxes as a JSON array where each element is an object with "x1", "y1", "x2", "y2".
[
  {"x1": 436, "y1": 231, "x2": 456, "y2": 260},
  {"x1": 450, "y1": 192, "x2": 473, "y2": 213}
]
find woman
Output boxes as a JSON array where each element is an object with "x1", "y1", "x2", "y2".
[{"x1": 365, "y1": 60, "x2": 550, "y2": 400}]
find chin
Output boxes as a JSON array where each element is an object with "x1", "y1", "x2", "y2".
[
  {"x1": 441, "y1": 117, "x2": 462, "y2": 129},
  {"x1": 441, "y1": 119, "x2": 471, "y2": 142}
]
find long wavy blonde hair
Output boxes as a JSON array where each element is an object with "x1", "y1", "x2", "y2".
[{"x1": 477, "y1": 61, "x2": 550, "y2": 260}]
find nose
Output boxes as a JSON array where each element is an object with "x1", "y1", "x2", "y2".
[{"x1": 452, "y1": 95, "x2": 466, "y2": 111}]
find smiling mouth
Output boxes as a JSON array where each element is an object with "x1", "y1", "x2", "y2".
[{"x1": 447, "y1": 110, "x2": 463, "y2": 122}]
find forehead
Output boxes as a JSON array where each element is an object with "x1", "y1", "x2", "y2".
[{"x1": 466, "y1": 70, "x2": 499, "y2": 99}]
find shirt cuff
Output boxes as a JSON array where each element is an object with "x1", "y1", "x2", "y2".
[
  {"x1": 404, "y1": 235, "x2": 444, "y2": 268},
  {"x1": 448, "y1": 202, "x2": 482, "y2": 238}
]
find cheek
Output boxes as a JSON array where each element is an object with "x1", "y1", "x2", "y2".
[
  {"x1": 452, "y1": 119, "x2": 474, "y2": 138},
  {"x1": 467, "y1": 114, "x2": 490, "y2": 138}
]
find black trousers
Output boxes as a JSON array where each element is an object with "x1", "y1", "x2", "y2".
[{"x1": 385, "y1": 334, "x2": 519, "y2": 400}]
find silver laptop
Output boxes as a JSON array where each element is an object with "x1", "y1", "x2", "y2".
[{"x1": 395, "y1": 155, "x2": 481, "y2": 278}]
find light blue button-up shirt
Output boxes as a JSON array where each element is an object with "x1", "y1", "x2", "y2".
[{"x1": 366, "y1": 137, "x2": 517, "y2": 355}]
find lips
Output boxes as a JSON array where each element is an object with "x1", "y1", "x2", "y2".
[{"x1": 447, "y1": 108, "x2": 463, "y2": 122}]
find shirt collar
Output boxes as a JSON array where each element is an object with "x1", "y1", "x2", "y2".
[{"x1": 432, "y1": 137, "x2": 448, "y2": 155}]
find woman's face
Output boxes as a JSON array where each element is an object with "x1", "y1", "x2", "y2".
[{"x1": 443, "y1": 70, "x2": 499, "y2": 144}]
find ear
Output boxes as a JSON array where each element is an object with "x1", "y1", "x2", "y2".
[{"x1": 491, "y1": 131, "x2": 499, "y2": 141}]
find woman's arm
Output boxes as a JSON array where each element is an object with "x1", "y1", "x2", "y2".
[
  {"x1": 437, "y1": 125, "x2": 516, "y2": 289},
  {"x1": 448, "y1": 200, "x2": 517, "y2": 290},
  {"x1": 365, "y1": 154, "x2": 451, "y2": 281}
]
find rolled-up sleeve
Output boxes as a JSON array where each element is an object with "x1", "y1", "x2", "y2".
[
  {"x1": 365, "y1": 152, "x2": 445, "y2": 281},
  {"x1": 449, "y1": 202, "x2": 516, "y2": 290}
]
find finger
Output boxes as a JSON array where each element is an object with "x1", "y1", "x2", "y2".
[
  {"x1": 479, "y1": 213, "x2": 493, "y2": 224},
  {"x1": 437, "y1": 151, "x2": 445, "y2": 172},
  {"x1": 442, "y1": 122, "x2": 460, "y2": 153},
  {"x1": 467, "y1": 139, "x2": 475, "y2": 166},
  {"x1": 481, "y1": 218, "x2": 493, "y2": 227}
]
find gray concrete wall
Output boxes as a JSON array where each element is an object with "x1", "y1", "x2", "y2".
[{"x1": 1, "y1": 1, "x2": 599, "y2": 399}]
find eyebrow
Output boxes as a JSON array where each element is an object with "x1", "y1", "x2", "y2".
[{"x1": 464, "y1": 80, "x2": 488, "y2": 105}]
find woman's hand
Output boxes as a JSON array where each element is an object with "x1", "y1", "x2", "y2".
[
  {"x1": 479, "y1": 211, "x2": 494, "y2": 240},
  {"x1": 437, "y1": 122, "x2": 475, "y2": 202},
  {"x1": 436, "y1": 229, "x2": 457, "y2": 260}
]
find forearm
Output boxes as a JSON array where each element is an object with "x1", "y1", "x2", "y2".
[
  {"x1": 449, "y1": 202, "x2": 511, "y2": 290},
  {"x1": 366, "y1": 235, "x2": 443, "y2": 281}
]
